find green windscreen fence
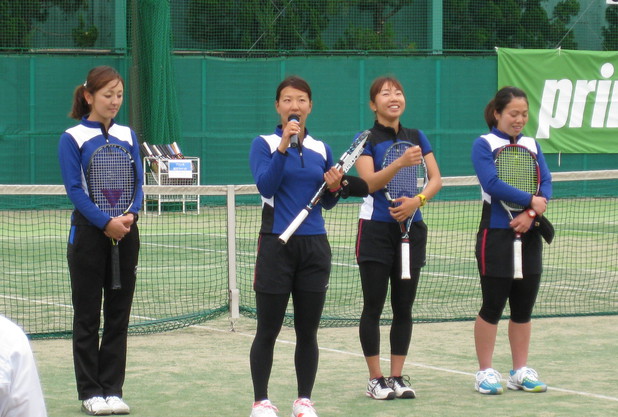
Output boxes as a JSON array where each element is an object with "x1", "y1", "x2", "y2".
[
  {"x1": 2, "y1": 171, "x2": 617, "y2": 339},
  {"x1": 3, "y1": 54, "x2": 617, "y2": 187}
]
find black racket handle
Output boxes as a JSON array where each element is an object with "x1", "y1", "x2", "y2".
[{"x1": 111, "y1": 243, "x2": 122, "y2": 290}]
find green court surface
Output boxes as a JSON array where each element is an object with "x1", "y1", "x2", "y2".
[{"x1": 33, "y1": 314, "x2": 617, "y2": 417}]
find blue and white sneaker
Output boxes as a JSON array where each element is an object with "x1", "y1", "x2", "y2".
[
  {"x1": 507, "y1": 367, "x2": 547, "y2": 392},
  {"x1": 475, "y1": 368, "x2": 503, "y2": 395}
]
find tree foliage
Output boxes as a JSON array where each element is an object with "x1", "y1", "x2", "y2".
[
  {"x1": 187, "y1": 0, "x2": 339, "y2": 51},
  {"x1": 602, "y1": 5, "x2": 618, "y2": 51},
  {"x1": 2, "y1": 0, "x2": 607, "y2": 53},
  {"x1": 444, "y1": 0, "x2": 579, "y2": 50},
  {"x1": 0, "y1": 0, "x2": 89, "y2": 49},
  {"x1": 187, "y1": 0, "x2": 413, "y2": 52}
]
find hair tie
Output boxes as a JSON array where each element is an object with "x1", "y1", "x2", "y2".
[{"x1": 83, "y1": 81, "x2": 87, "y2": 88}]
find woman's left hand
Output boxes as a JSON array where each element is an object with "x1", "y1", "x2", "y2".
[{"x1": 389, "y1": 196, "x2": 420, "y2": 222}]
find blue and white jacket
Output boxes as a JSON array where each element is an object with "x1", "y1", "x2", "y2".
[
  {"x1": 58, "y1": 117, "x2": 144, "y2": 230},
  {"x1": 471, "y1": 127, "x2": 552, "y2": 229},
  {"x1": 249, "y1": 125, "x2": 338, "y2": 236}
]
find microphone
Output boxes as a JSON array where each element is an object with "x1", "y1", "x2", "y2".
[
  {"x1": 288, "y1": 114, "x2": 300, "y2": 148},
  {"x1": 340, "y1": 175, "x2": 369, "y2": 198}
]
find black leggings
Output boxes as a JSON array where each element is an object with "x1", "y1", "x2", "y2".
[
  {"x1": 250, "y1": 290, "x2": 326, "y2": 401},
  {"x1": 478, "y1": 274, "x2": 541, "y2": 324},
  {"x1": 359, "y1": 261, "x2": 420, "y2": 357}
]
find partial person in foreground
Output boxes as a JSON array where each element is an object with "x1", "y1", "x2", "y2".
[
  {"x1": 248, "y1": 75, "x2": 347, "y2": 417},
  {"x1": 58, "y1": 66, "x2": 143, "y2": 415},
  {"x1": 471, "y1": 86, "x2": 552, "y2": 395},
  {"x1": 354, "y1": 76, "x2": 442, "y2": 400},
  {"x1": 0, "y1": 314, "x2": 48, "y2": 417}
]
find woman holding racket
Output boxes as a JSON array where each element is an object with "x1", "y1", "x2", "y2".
[
  {"x1": 354, "y1": 76, "x2": 442, "y2": 400},
  {"x1": 248, "y1": 76, "x2": 343, "y2": 417},
  {"x1": 58, "y1": 66, "x2": 143, "y2": 415},
  {"x1": 471, "y1": 86, "x2": 552, "y2": 395}
]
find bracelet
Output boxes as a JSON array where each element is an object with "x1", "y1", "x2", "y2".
[{"x1": 416, "y1": 193, "x2": 427, "y2": 207}]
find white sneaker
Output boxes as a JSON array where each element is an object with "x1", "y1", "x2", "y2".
[
  {"x1": 507, "y1": 367, "x2": 547, "y2": 392},
  {"x1": 475, "y1": 368, "x2": 504, "y2": 395},
  {"x1": 250, "y1": 400, "x2": 279, "y2": 417},
  {"x1": 386, "y1": 376, "x2": 416, "y2": 398},
  {"x1": 81, "y1": 396, "x2": 112, "y2": 415},
  {"x1": 105, "y1": 396, "x2": 130, "y2": 414},
  {"x1": 291, "y1": 398, "x2": 318, "y2": 417},
  {"x1": 366, "y1": 376, "x2": 395, "y2": 400}
]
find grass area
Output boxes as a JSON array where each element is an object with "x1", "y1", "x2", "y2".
[{"x1": 33, "y1": 315, "x2": 618, "y2": 417}]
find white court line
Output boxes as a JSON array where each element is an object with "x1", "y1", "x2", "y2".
[{"x1": 191, "y1": 323, "x2": 618, "y2": 403}]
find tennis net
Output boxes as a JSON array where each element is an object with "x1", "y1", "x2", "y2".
[{"x1": 1, "y1": 171, "x2": 616, "y2": 338}]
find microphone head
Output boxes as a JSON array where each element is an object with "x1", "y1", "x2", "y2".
[
  {"x1": 340, "y1": 175, "x2": 368, "y2": 198},
  {"x1": 287, "y1": 114, "x2": 300, "y2": 148}
]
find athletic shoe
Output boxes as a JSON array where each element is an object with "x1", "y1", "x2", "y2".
[
  {"x1": 386, "y1": 375, "x2": 416, "y2": 399},
  {"x1": 81, "y1": 396, "x2": 112, "y2": 415},
  {"x1": 250, "y1": 400, "x2": 279, "y2": 417},
  {"x1": 291, "y1": 398, "x2": 318, "y2": 417},
  {"x1": 475, "y1": 368, "x2": 504, "y2": 395},
  {"x1": 366, "y1": 376, "x2": 396, "y2": 400},
  {"x1": 507, "y1": 367, "x2": 547, "y2": 392},
  {"x1": 105, "y1": 396, "x2": 130, "y2": 414}
]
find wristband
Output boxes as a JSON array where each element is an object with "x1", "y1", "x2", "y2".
[
  {"x1": 329, "y1": 186, "x2": 342, "y2": 193},
  {"x1": 416, "y1": 193, "x2": 427, "y2": 207}
]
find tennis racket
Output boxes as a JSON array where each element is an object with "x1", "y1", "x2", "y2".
[
  {"x1": 278, "y1": 129, "x2": 371, "y2": 244},
  {"x1": 382, "y1": 141, "x2": 428, "y2": 279},
  {"x1": 87, "y1": 143, "x2": 138, "y2": 290},
  {"x1": 494, "y1": 144, "x2": 540, "y2": 279}
]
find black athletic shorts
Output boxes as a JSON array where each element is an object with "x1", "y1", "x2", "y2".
[
  {"x1": 356, "y1": 219, "x2": 427, "y2": 268},
  {"x1": 475, "y1": 228, "x2": 543, "y2": 278},
  {"x1": 254, "y1": 233, "x2": 331, "y2": 294}
]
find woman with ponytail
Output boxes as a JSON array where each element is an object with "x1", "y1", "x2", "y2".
[{"x1": 58, "y1": 66, "x2": 143, "y2": 416}]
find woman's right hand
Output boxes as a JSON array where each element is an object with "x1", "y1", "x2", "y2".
[{"x1": 278, "y1": 119, "x2": 301, "y2": 153}]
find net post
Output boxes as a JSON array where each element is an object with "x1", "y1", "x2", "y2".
[{"x1": 226, "y1": 185, "x2": 240, "y2": 323}]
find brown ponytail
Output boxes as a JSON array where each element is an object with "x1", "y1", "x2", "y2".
[
  {"x1": 484, "y1": 98, "x2": 497, "y2": 130},
  {"x1": 69, "y1": 85, "x2": 91, "y2": 120}
]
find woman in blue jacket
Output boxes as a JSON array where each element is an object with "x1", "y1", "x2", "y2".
[
  {"x1": 58, "y1": 66, "x2": 143, "y2": 416},
  {"x1": 248, "y1": 75, "x2": 342, "y2": 417},
  {"x1": 355, "y1": 76, "x2": 442, "y2": 401},
  {"x1": 471, "y1": 86, "x2": 552, "y2": 396}
]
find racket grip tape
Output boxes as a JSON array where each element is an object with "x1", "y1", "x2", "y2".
[
  {"x1": 401, "y1": 241, "x2": 411, "y2": 279},
  {"x1": 513, "y1": 237, "x2": 523, "y2": 280},
  {"x1": 279, "y1": 210, "x2": 310, "y2": 244},
  {"x1": 110, "y1": 242, "x2": 122, "y2": 290}
]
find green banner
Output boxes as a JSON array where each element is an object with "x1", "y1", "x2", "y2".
[{"x1": 497, "y1": 48, "x2": 618, "y2": 153}]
